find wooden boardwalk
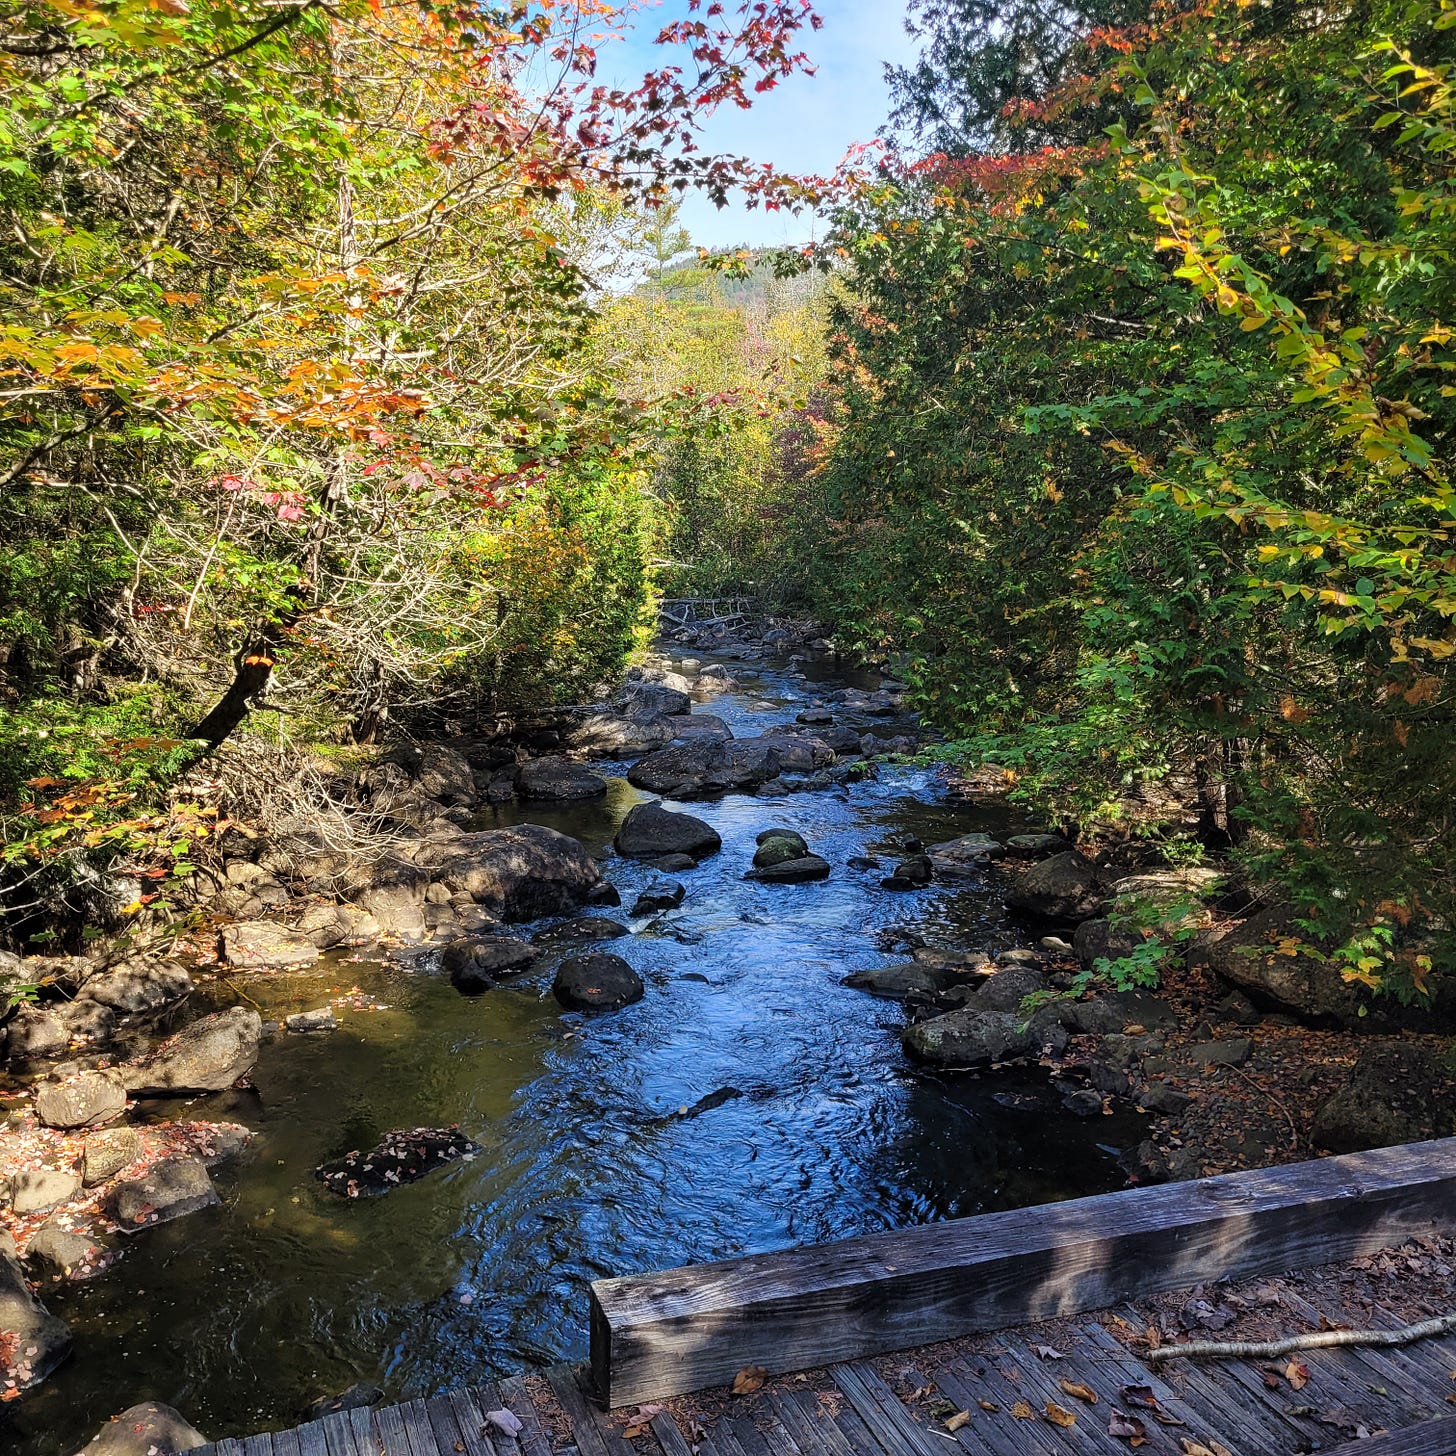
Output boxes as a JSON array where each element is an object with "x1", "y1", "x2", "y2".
[{"x1": 200, "y1": 1288, "x2": 1456, "y2": 1456}]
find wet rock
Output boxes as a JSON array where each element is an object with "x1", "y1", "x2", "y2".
[
  {"x1": 316, "y1": 1126, "x2": 478, "y2": 1198},
  {"x1": 570, "y1": 712, "x2": 676, "y2": 758},
  {"x1": 584, "y1": 881, "x2": 622, "y2": 907},
  {"x1": 972, "y1": 964, "x2": 1048, "y2": 1013},
  {"x1": 121, "y1": 1006, "x2": 262, "y2": 1096},
  {"x1": 797, "y1": 708, "x2": 833, "y2": 725},
  {"x1": 74, "y1": 1402, "x2": 208, "y2": 1456},
  {"x1": 613, "y1": 803, "x2": 721, "y2": 861},
  {"x1": 111, "y1": 1158, "x2": 219, "y2": 1231},
  {"x1": 927, "y1": 834, "x2": 1005, "y2": 873},
  {"x1": 1058, "y1": 991, "x2": 1177, "y2": 1036},
  {"x1": 5, "y1": 1007, "x2": 68, "y2": 1060},
  {"x1": 674, "y1": 1087, "x2": 744, "y2": 1119},
  {"x1": 902, "y1": 1008, "x2": 1068, "y2": 1069},
  {"x1": 285, "y1": 1008, "x2": 339, "y2": 1033},
  {"x1": 747, "y1": 854, "x2": 832, "y2": 884},
  {"x1": 1197, "y1": 904, "x2": 1366, "y2": 1025},
  {"x1": 12, "y1": 1168, "x2": 81, "y2": 1216},
  {"x1": 441, "y1": 936, "x2": 537, "y2": 994},
  {"x1": 220, "y1": 920, "x2": 321, "y2": 969},
  {"x1": 1310, "y1": 1041, "x2": 1455, "y2": 1153},
  {"x1": 1004, "y1": 850, "x2": 1104, "y2": 922},
  {"x1": 649, "y1": 852, "x2": 699, "y2": 873},
  {"x1": 78, "y1": 959, "x2": 194, "y2": 1015},
  {"x1": 1073, "y1": 917, "x2": 1147, "y2": 970},
  {"x1": 881, "y1": 853, "x2": 933, "y2": 890},
  {"x1": 995, "y1": 948, "x2": 1042, "y2": 968},
  {"x1": 624, "y1": 681, "x2": 692, "y2": 717},
  {"x1": 0, "y1": 1231, "x2": 71, "y2": 1394},
  {"x1": 1006, "y1": 833, "x2": 1071, "y2": 856},
  {"x1": 354, "y1": 859, "x2": 429, "y2": 941},
  {"x1": 515, "y1": 756, "x2": 608, "y2": 801},
  {"x1": 415, "y1": 824, "x2": 602, "y2": 921},
  {"x1": 630, "y1": 877, "x2": 685, "y2": 916},
  {"x1": 26, "y1": 1217, "x2": 110, "y2": 1281},
  {"x1": 842, "y1": 964, "x2": 962, "y2": 1000},
  {"x1": 817, "y1": 725, "x2": 866, "y2": 757},
  {"x1": 83, "y1": 1127, "x2": 141, "y2": 1186},
  {"x1": 36, "y1": 1070, "x2": 127, "y2": 1130},
  {"x1": 753, "y1": 831, "x2": 810, "y2": 868},
  {"x1": 673, "y1": 714, "x2": 733, "y2": 742},
  {"x1": 385, "y1": 743, "x2": 477, "y2": 806},
  {"x1": 847, "y1": 855, "x2": 882, "y2": 871},
  {"x1": 755, "y1": 734, "x2": 832, "y2": 773},
  {"x1": 628, "y1": 739, "x2": 780, "y2": 798},
  {"x1": 1088, "y1": 1060, "x2": 1133, "y2": 1097},
  {"x1": 532, "y1": 917, "x2": 630, "y2": 946},
  {"x1": 303, "y1": 1384, "x2": 384, "y2": 1421},
  {"x1": 1061, "y1": 1088, "x2": 1104, "y2": 1117},
  {"x1": 552, "y1": 953, "x2": 644, "y2": 1012}
]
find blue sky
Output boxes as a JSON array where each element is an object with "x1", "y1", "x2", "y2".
[{"x1": 605, "y1": 0, "x2": 919, "y2": 250}]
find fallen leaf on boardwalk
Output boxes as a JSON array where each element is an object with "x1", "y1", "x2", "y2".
[
  {"x1": 1059, "y1": 1379, "x2": 1098, "y2": 1404},
  {"x1": 1011, "y1": 1401, "x2": 1035, "y2": 1420},
  {"x1": 1120, "y1": 1385, "x2": 1158, "y2": 1410},
  {"x1": 621, "y1": 1403, "x2": 665, "y2": 1439},
  {"x1": 1260, "y1": 1366, "x2": 1282, "y2": 1390},
  {"x1": 484, "y1": 1409, "x2": 523, "y2": 1438},
  {"x1": 732, "y1": 1365, "x2": 769, "y2": 1395},
  {"x1": 1109, "y1": 1410, "x2": 1149, "y2": 1446},
  {"x1": 1179, "y1": 1440, "x2": 1234, "y2": 1456},
  {"x1": 1031, "y1": 1344, "x2": 1065, "y2": 1360},
  {"x1": 1044, "y1": 1401, "x2": 1077, "y2": 1428},
  {"x1": 1285, "y1": 1359, "x2": 1310, "y2": 1390},
  {"x1": 908, "y1": 1383, "x2": 934, "y2": 1401},
  {"x1": 977, "y1": 1400, "x2": 999, "y2": 1413},
  {"x1": 944, "y1": 1411, "x2": 970, "y2": 1433}
]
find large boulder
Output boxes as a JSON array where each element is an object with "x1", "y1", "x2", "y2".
[
  {"x1": 672, "y1": 714, "x2": 733, "y2": 743},
  {"x1": 1310, "y1": 1042, "x2": 1456, "y2": 1153},
  {"x1": 440, "y1": 936, "x2": 537, "y2": 994},
  {"x1": 72, "y1": 1402, "x2": 207, "y2": 1456},
  {"x1": 627, "y1": 739, "x2": 780, "y2": 798},
  {"x1": 1198, "y1": 904, "x2": 1365, "y2": 1024},
  {"x1": 516, "y1": 756, "x2": 608, "y2": 801},
  {"x1": 1004, "y1": 850, "x2": 1104, "y2": 922},
  {"x1": 553, "y1": 953, "x2": 645, "y2": 1012},
  {"x1": 753, "y1": 831, "x2": 809, "y2": 868},
  {"x1": 1108, "y1": 867, "x2": 1221, "y2": 934},
  {"x1": 110, "y1": 1157, "x2": 219, "y2": 1231},
  {"x1": 1073, "y1": 917, "x2": 1147, "y2": 971},
  {"x1": 971, "y1": 963, "x2": 1048, "y2": 1013},
  {"x1": 613, "y1": 803, "x2": 721, "y2": 861},
  {"x1": 623, "y1": 681, "x2": 692, "y2": 717},
  {"x1": 35, "y1": 1070, "x2": 127, "y2": 1130},
  {"x1": 121, "y1": 1007, "x2": 262, "y2": 1096},
  {"x1": 77, "y1": 959, "x2": 193, "y2": 1015},
  {"x1": 570, "y1": 712, "x2": 676, "y2": 759},
  {"x1": 413, "y1": 824, "x2": 601, "y2": 921},
  {"x1": 902, "y1": 1008, "x2": 1068, "y2": 1069},
  {"x1": 353, "y1": 858, "x2": 429, "y2": 940},
  {"x1": 385, "y1": 743, "x2": 477, "y2": 805},
  {"x1": 220, "y1": 920, "x2": 321, "y2": 969},
  {"x1": 753, "y1": 734, "x2": 831, "y2": 773},
  {"x1": 0, "y1": 1232, "x2": 71, "y2": 1394},
  {"x1": 4, "y1": 1006, "x2": 68, "y2": 1061},
  {"x1": 746, "y1": 855, "x2": 831, "y2": 884}
]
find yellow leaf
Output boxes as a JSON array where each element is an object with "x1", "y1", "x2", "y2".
[
  {"x1": 1044, "y1": 1401, "x2": 1077, "y2": 1428},
  {"x1": 1060, "y1": 1380, "x2": 1098, "y2": 1404},
  {"x1": 732, "y1": 1365, "x2": 768, "y2": 1396},
  {"x1": 1012, "y1": 1401, "x2": 1035, "y2": 1420},
  {"x1": 944, "y1": 1411, "x2": 970, "y2": 1432}
]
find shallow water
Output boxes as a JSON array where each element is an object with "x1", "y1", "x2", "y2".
[{"x1": 5, "y1": 651, "x2": 1140, "y2": 1454}]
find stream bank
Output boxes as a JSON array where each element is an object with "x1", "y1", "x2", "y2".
[{"x1": 1, "y1": 620, "x2": 1450, "y2": 1456}]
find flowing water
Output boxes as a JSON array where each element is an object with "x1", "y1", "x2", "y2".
[{"x1": 6, "y1": 650, "x2": 1141, "y2": 1455}]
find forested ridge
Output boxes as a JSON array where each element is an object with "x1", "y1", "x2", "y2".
[{"x1": 4, "y1": 0, "x2": 1456, "y2": 1012}]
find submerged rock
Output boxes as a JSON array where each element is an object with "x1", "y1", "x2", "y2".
[
  {"x1": 73, "y1": 1402, "x2": 207, "y2": 1456},
  {"x1": 285, "y1": 1008, "x2": 339, "y2": 1033},
  {"x1": 316, "y1": 1126, "x2": 478, "y2": 1198},
  {"x1": 110, "y1": 1158, "x2": 219, "y2": 1232},
  {"x1": 552, "y1": 953, "x2": 644, "y2": 1012},
  {"x1": 121, "y1": 1007, "x2": 262, "y2": 1096},
  {"x1": 302, "y1": 1384, "x2": 384, "y2": 1421},
  {"x1": 441, "y1": 936, "x2": 537, "y2": 994},
  {"x1": 630, "y1": 876, "x2": 686, "y2": 915},
  {"x1": 613, "y1": 802, "x2": 721, "y2": 861},
  {"x1": 0, "y1": 1231, "x2": 71, "y2": 1395}
]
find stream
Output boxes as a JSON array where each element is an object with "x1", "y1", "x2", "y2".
[{"x1": 6, "y1": 647, "x2": 1142, "y2": 1455}]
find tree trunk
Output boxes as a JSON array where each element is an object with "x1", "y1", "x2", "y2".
[{"x1": 188, "y1": 628, "x2": 285, "y2": 747}]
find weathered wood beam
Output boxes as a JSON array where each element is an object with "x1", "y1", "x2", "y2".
[
  {"x1": 1324, "y1": 1416, "x2": 1456, "y2": 1456},
  {"x1": 589, "y1": 1138, "x2": 1456, "y2": 1408}
]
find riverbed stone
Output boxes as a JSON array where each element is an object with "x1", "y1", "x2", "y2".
[
  {"x1": 11, "y1": 1168, "x2": 81, "y2": 1216},
  {"x1": 5, "y1": 1007, "x2": 68, "y2": 1061},
  {"x1": 1006, "y1": 833, "x2": 1071, "y2": 856},
  {"x1": 628, "y1": 739, "x2": 780, "y2": 798},
  {"x1": 553, "y1": 953, "x2": 644, "y2": 1012},
  {"x1": 221, "y1": 920, "x2": 322, "y2": 969},
  {"x1": 614, "y1": 802, "x2": 721, "y2": 861},
  {"x1": 354, "y1": 858, "x2": 429, "y2": 940},
  {"x1": 928, "y1": 834, "x2": 1005, "y2": 873},
  {"x1": 110, "y1": 1157, "x2": 219, "y2": 1231},
  {"x1": 1073, "y1": 917, "x2": 1147, "y2": 970},
  {"x1": 842, "y1": 964, "x2": 963, "y2": 1000},
  {"x1": 747, "y1": 854, "x2": 831, "y2": 884},
  {"x1": 78, "y1": 958, "x2": 194, "y2": 1015},
  {"x1": 1058, "y1": 990, "x2": 1177, "y2": 1036},
  {"x1": 74, "y1": 1402, "x2": 208, "y2": 1456},
  {"x1": 971, "y1": 963, "x2": 1048, "y2": 1013},
  {"x1": 303, "y1": 1384, "x2": 384, "y2": 1421},
  {"x1": 753, "y1": 832, "x2": 809, "y2": 868},
  {"x1": 515, "y1": 755, "x2": 608, "y2": 801},
  {"x1": 35, "y1": 1069, "x2": 127, "y2": 1130},
  {"x1": 630, "y1": 877, "x2": 685, "y2": 915},
  {"x1": 570, "y1": 711, "x2": 677, "y2": 758},
  {"x1": 0, "y1": 1231, "x2": 71, "y2": 1394},
  {"x1": 415, "y1": 824, "x2": 602, "y2": 921},
  {"x1": 624, "y1": 681, "x2": 692, "y2": 717},
  {"x1": 316, "y1": 1127, "x2": 479, "y2": 1198},
  {"x1": 285, "y1": 1008, "x2": 339, "y2": 1033},
  {"x1": 83, "y1": 1127, "x2": 142, "y2": 1186},
  {"x1": 26, "y1": 1217, "x2": 109, "y2": 1281},
  {"x1": 882, "y1": 853, "x2": 933, "y2": 889},
  {"x1": 673, "y1": 714, "x2": 733, "y2": 742},
  {"x1": 1004, "y1": 850, "x2": 1104, "y2": 922},
  {"x1": 441, "y1": 936, "x2": 537, "y2": 994},
  {"x1": 121, "y1": 1006, "x2": 262, "y2": 1096},
  {"x1": 902, "y1": 1007, "x2": 1068, "y2": 1069},
  {"x1": 532, "y1": 917, "x2": 630, "y2": 946}
]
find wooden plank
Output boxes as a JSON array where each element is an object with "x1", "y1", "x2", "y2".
[
  {"x1": 923, "y1": 1360, "x2": 1050, "y2": 1456},
  {"x1": 591, "y1": 1138, "x2": 1456, "y2": 1406},
  {"x1": 374, "y1": 1404, "x2": 418, "y2": 1456},
  {"x1": 275, "y1": 1431, "x2": 304, "y2": 1456},
  {"x1": 397, "y1": 1401, "x2": 445, "y2": 1456},
  {"x1": 240, "y1": 1437, "x2": 278, "y2": 1456},
  {"x1": 769, "y1": 1391, "x2": 856, "y2": 1456},
  {"x1": 348, "y1": 1408, "x2": 379, "y2": 1456},
  {"x1": 495, "y1": 1377, "x2": 552, "y2": 1456},
  {"x1": 984, "y1": 1342, "x2": 1121, "y2": 1456},
  {"x1": 211, "y1": 1442, "x2": 248, "y2": 1456},
  {"x1": 545, "y1": 1366, "x2": 615, "y2": 1456},
  {"x1": 321, "y1": 1413, "x2": 361, "y2": 1456},
  {"x1": 829, "y1": 1362, "x2": 943, "y2": 1456},
  {"x1": 296, "y1": 1420, "x2": 335, "y2": 1456},
  {"x1": 649, "y1": 1412, "x2": 699, "y2": 1456},
  {"x1": 1322, "y1": 1415, "x2": 1456, "y2": 1456}
]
